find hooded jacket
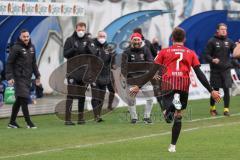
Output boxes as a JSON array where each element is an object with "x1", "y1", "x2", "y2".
[
  {"x1": 205, "y1": 35, "x2": 236, "y2": 72},
  {"x1": 93, "y1": 38, "x2": 115, "y2": 85},
  {"x1": 63, "y1": 31, "x2": 97, "y2": 81},
  {"x1": 6, "y1": 38, "x2": 40, "y2": 98}
]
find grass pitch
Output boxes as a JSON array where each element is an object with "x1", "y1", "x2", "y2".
[{"x1": 0, "y1": 96, "x2": 239, "y2": 160}]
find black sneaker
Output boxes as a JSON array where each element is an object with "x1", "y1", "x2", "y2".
[
  {"x1": 27, "y1": 121, "x2": 37, "y2": 129},
  {"x1": 143, "y1": 118, "x2": 153, "y2": 124},
  {"x1": 77, "y1": 120, "x2": 86, "y2": 125},
  {"x1": 131, "y1": 119, "x2": 137, "y2": 124},
  {"x1": 7, "y1": 122, "x2": 20, "y2": 128},
  {"x1": 64, "y1": 121, "x2": 76, "y2": 126},
  {"x1": 163, "y1": 110, "x2": 174, "y2": 123},
  {"x1": 95, "y1": 117, "x2": 104, "y2": 123}
]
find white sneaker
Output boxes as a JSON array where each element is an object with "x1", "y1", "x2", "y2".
[
  {"x1": 168, "y1": 144, "x2": 176, "y2": 152},
  {"x1": 172, "y1": 93, "x2": 182, "y2": 110}
]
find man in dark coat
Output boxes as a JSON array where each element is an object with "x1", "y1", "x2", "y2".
[
  {"x1": 91, "y1": 31, "x2": 116, "y2": 122},
  {"x1": 205, "y1": 23, "x2": 237, "y2": 116},
  {"x1": 6, "y1": 29, "x2": 41, "y2": 129},
  {"x1": 133, "y1": 28, "x2": 163, "y2": 111},
  {"x1": 122, "y1": 32, "x2": 154, "y2": 124},
  {"x1": 63, "y1": 22, "x2": 96, "y2": 125}
]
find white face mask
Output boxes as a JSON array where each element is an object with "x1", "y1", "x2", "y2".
[
  {"x1": 77, "y1": 31, "x2": 85, "y2": 38},
  {"x1": 98, "y1": 38, "x2": 106, "y2": 44}
]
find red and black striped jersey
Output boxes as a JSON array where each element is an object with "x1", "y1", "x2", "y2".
[{"x1": 154, "y1": 44, "x2": 200, "y2": 92}]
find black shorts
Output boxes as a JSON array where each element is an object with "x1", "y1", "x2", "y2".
[
  {"x1": 161, "y1": 90, "x2": 189, "y2": 112},
  {"x1": 210, "y1": 69, "x2": 232, "y2": 88}
]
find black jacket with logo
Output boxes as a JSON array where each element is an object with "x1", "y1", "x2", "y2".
[
  {"x1": 205, "y1": 35, "x2": 236, "y2": 72},
  {"x1": 63, "y1": 32, "x2": 97, "y2": 81},
  {"x1": 6, "y1": 38, "x2": 40, "y2": 98},
  {"x1": 93, "y1": 38, "x2": 115, "y2": 85},
  {"x1": 122, "y1": 46, "x2": 153, "y2": 79}
]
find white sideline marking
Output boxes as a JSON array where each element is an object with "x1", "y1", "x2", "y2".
[
  {"x1": 189, "y1": 112, "x2": 240, "y2": 122},
  {"x1": 0, "y1": 121, "x2": 240, "y2": 159}
]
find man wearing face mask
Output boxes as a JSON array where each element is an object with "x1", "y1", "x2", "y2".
[
  {"x1": 122, "y1": 33, "x2": 154, "y2": 124},
  {"x1": 205, "y1": 23, "x2": 237, "y2": 116},
  {"x1": 91, "y1": 31, "x2": 116, "y2": 122},
  {"x1": 63, "y1": 22, "x2": 96, "y2": 125}
]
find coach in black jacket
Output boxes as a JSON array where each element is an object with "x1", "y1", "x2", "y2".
[
  {"x1": 91, "y1": 31, "x2": 115, "y2": 122},
  {"x1": 205, "y1": 23, "x2": 236, "y2": 116},
  {"x1": 121, "y1": 33, "x2": 154, "y2": 124},
  {"x1": 6, "y1": 29, "x2": 40, "y2": 129},
  {"x1": 63, "y1": 22, "x2": 96, "y2": 125},
  {"x1": 133, "y1": 28, "x2": 162, "y2": 109}
]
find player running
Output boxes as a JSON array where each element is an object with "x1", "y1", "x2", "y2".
[{"x1": 129, "y1": 27, "x2": 221, "y2": 152}]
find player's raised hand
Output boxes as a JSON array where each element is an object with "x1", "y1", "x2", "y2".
[
  {"x1": 129, "y1": 85, "x2": 140, "y2": 97},
  {"x1": 211, "y1": 90, "x2": 221, "y2": 103}
]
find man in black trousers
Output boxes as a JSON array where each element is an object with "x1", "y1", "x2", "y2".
[
  {"x1": 91, "y1": 31, "x2": 116, "y2": 122},
  {"x1": 6, "y1": 29, "x2": 41, "y2": 129},
  {"x1": 63, "y1": 22, "x2": 96, "y2": 125},
  {"x1": 205, "y1": 23, "x2": 238, "y2": 116}
]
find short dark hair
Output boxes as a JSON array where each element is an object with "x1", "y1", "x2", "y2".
[
  {"x1": 76, "y1": 22, "x2": 86, "y2": 28},
  {"x1": 20, "y1": 29, "x2": 29, "y2": 34},
  {"x1": 216, "y1": 23, "x2": 227, "y2": 30},
  {"x1": 133, "y1": 27, "x2": 142, "y2": 35},
  {"x1": 172, "y1": 27, "x2": 185, "y2": 42}
]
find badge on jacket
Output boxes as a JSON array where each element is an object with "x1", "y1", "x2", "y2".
[
  {"x1": 69, "y1": 78, "x2": 74, "y2": 84},
  {"x1": 22, "y1": 48, "x2": 27, "y2": 54},
  {"x1": 30, "y1": 47, "x2": 34, "y2": 54},
  {"x1": 105, "y1": 51, "x2": 109, "y2": 55},
  {"x1": 131, "y1": 54, "x2": 135, "y2": 61},
  {"x1": 224, "y1": 41, "x2": 229, "y2": 47}
]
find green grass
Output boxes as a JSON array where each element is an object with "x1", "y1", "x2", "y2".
[{"x1": 0, "y1": 96, "x2": 240, "y2": 160}]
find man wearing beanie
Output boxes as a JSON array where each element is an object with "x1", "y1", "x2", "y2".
[
  {"x1": 133, "y1": 28, "x2": 163, "y2": 111},
  {"x1": 121, "y1": 32, "x2": 154, "y2": 124}
]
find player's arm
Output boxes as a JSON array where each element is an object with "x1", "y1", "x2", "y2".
[
  {"x1": 129, "y1": 63, "x2": 160, "y2": 97},
  {"x1": 129, "y1": 51, "x2": 164, "y2": 97},
  {"x1": 192, "y1": 51, "x2": 221, "y2": 102},
  {"x1": 193, "y1": 66, "x2": 221, "y2": 102},
  {"x1": 193, "y1": 66, "x2": 212, "y2": 92}
]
